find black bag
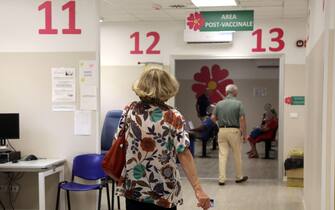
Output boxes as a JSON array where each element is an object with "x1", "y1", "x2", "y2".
[{"x1": 284, "y1": 157, "x2": 304, "y2": 170}]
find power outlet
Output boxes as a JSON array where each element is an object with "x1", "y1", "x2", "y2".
[
  {"x1": 0, "y1": 185, "x2": 8, "y2": 192},
  {"x1": 10, "y1": 185, "x2": 19, "y2": 193}
]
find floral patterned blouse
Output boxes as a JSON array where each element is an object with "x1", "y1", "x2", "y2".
[{"x1": 115, "y1": 101, "x2": 190, "y2": 208}]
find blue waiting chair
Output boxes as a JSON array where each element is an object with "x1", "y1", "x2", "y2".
[
  {"x1": 100, "y1": 110, "x2": 122, "y2": 210},
  {"x1": 55, "y1": 154, "x2": 111, "y2": 210},
  {"x1": 101, "y1": 110, "x2": 123, "y2": 154}
]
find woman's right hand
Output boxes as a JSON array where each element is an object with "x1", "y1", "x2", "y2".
[{"x1": 195, "y1": 188, "x2": 211, "y2": 210}]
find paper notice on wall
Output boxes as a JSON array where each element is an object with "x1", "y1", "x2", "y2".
[
  {"x1": 52, "y1": 104, "x2": 76, "y2": 112},
  {"x1": 80, "y1": 85, "x2": 97, "y2": 110},
  {"x1": 74, "y1": 111, "x2": 92, "y2": 136},
  {"x1": 79, "y1": 60, "x2": 97, "y2": 85},
  {"x1": 51, "y1": 67, "x2": 76, "y2": 111},
  {"x1": 52, "y1": 68, "x2": 76, "y2": 102}
]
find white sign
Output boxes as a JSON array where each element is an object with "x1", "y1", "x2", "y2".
[
  {"x1": 74, "y1": 111, "x2": 91, "y2": 135},
  {"x1": 79, "y1": 60, "x2": 97, "y2": 85},
  {"x1": 52, "y1": 68, "x2": 76, "y2": 102},
  {"x1": 79, "y1": 60, "x2": 97, "y2": 110},
  {"x1": 80, "y1": 85, "x2": 97, "y2": 110},
  {"x1": 52, "y1": 67, "x2": 76, "y2": 111}
]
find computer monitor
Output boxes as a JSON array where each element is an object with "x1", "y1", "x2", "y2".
[{"x1": 0, "y1": 113, "x2": 20, "y2": 148}]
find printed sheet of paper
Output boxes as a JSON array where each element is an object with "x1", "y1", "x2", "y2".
[
  {"x1": 52, "y1": 68, "x2": 75, "y2": 102},
  {"x1": 80, "y1": 85, "x2": 97, "y2": 110},
  {"x1": 79, "y1": 60, "x2": 97, "y2": 85},
  {"x1": 51, "y1": 68, "x2": 76, "y2": 111},
  {"x1": 79, "y1": 60, "x2": 97, "y2": 110},
  {"x1": 74, "y1": 111, "x2": 92, "y2": 136}
]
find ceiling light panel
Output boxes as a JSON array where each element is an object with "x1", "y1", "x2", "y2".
[{"x1": 191, "y1": 0, "x2": 237, "y2": 7}]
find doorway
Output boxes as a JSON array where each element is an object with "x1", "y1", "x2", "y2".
[{"x1": 172, "y1": 56, "x2": 283, "y2": 181}]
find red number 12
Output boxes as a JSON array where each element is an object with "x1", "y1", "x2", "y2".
[
  {"x1": 130, "y1": 32, "x2": 161, "y2": 55},
  {"x1": 38, "y1": 1, "x2": 81, "y2": 35}
]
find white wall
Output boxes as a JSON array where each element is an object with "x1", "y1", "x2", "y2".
[
  {"x1": 305, "y1": 0, "x2": 335, "y2": 209},
  {"x1": 101, "y1": 19, "x2": 307, "y2": 66},
  {"x1": 100, "y1": 18, "x2": 307, "y2": 180},
  {"x1": 0, "y1": 0, "x2": 97, "y2": 52},
  {"x1": 0, "y1": 1, "x2": 99, "y2": 209}
]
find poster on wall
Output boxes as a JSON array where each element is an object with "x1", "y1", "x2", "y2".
[
  {"x1": 51, "y1": 67, "x2": 76, "y2": 111},
  {"x1": 79, "y1": 60, "x2": 97, "y2": 85},
  {"x1": 79, "y1": 60, "x2": 97, "y2": 110},
  {"x1": 80, "y1": 85, "x2": 97, "y2": 110},
  {"x1": 186, "y1": 10, "x2": 254, "y2": 32},
  {"x1": 74, "y1": 110, "x2": 91, "y2": 136}
]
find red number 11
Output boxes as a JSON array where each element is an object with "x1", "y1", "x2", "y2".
[
  {"x1": 38, "y1": 1, "x2": 82, "y2": 35},
  {"x1": 38, "y1": 1, "x2": 58, "y2": 34}
]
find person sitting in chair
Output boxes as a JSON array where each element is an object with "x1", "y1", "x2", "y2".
[
  {"x1": 247, "y1": 108, "x2": 278, "y2": 158},
  {"x1": 189, "y1": 105, "x2": 218, "y2": 158}
]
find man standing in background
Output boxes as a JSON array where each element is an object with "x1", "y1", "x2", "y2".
[
  {"x1": 196, "y1": 89, "x2": 211, "y2": 121},
  {"x1": 213, "y1": 84, "x2": 248, "y2": 185}
]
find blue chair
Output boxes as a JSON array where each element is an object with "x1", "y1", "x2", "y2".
[
  {"x1": 55, "y1": 154, "x2": 111, "y2": 210},
  {"x1": 100, "y1": 110, "x2": 122, "y2": 210},
  {"x1": 101, "y1": 110, "x2": 122, "y2": 154}
]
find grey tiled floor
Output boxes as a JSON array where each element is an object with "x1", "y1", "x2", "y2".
[
  {"x1": 102, "y1": 141, "x2": 303, "y2": 210},
  {"x1": 181, "y1": 140, "x2": 278, "y2": 180},
  {"x1": 103, "y1": 179, "x2": 303, "y2": 210}
]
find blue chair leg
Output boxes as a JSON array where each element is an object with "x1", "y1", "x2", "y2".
[
  {"x1": 98, "y1": 188, "x2": 102, "y2": 210},
  {"x1": 66, "y1": 190, "x2": 71, "y2": 210},
  {"x1": 55, "y1": 185, "x2": 61, "y2": 210},
  {"x1": 106, "y1": 183, "x2": 111, "y2": 210}
]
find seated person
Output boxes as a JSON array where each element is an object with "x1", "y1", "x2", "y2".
[
  {"x1": 247, "y1": 110, "x2": 278, "y2": 158},
  {"x1": 189, "y1": 105, "x2": 218, "y2": 157},
  {"x1": 261, "y1": 103, "x2": 277, "y2": 126}
]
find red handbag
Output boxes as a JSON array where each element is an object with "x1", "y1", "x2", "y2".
[{"x1": 102, "y1": 103, "x2": 133, "y2": 181}]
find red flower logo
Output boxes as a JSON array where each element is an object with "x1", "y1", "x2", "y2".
[
  {"x1": 285, "y1": 97, "x2": 292, "y2": 105},
  {"x1": 192, "y1": 64, "x2": 234, "y2": 103},
  {"x1": 187, "y1": 12, "x2": 205, "y2": 31}
]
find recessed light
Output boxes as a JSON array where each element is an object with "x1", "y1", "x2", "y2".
[
  {"x1": 99, "y1": 17, "x2": 104, "y2": 23},
  {"x1": 191, "y1": 0, "x2": 237, "y2": 7}
]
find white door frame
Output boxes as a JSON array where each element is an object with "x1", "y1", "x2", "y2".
[{"x1": 170, "y1": 54, "x2": 285, "y2": 180}]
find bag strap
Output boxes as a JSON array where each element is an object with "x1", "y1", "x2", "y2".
[{"x1": 118, "y1": 101, "x2": 136, "y2": 137}]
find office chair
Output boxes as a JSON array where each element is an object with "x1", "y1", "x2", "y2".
[
  {"x1": 55, "y1": 154, "x2": 110, "y2": 210},
  {"x1": 101, "y1": 110, "x2": 123, "y2": 154},
  {"x1": 264, "y1": 127, "x2": 278, "y2": 159},
  {"x1": 100, "y1": 110, "x2": 122, "y2": 210}
]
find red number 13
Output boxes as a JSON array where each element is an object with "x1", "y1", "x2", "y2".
[
  {"x1": 269, "y1": 28, "x2": 285, "y2": 52},
  {"x1": 252, "y1": 28, "x2": 285, "y2": 52}
]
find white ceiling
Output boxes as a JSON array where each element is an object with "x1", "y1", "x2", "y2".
[{"x1": 100, "y1": 0, "x2": 308, "y2": 22}]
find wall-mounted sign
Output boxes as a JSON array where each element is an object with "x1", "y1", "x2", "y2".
[
  {"x1": 130, "y1": 31, "x2": 161, "y2": 55},
  {"x1": 285, "y1": 96, "x2": 305, "y2": 105},
  {"x1": 186, "y1": 10, "x2": 254, "y2": 32},
  {"x1": 252, "y1": 28, "x2": 285, "y2": 52},
  {"x1": 38, "y1": 1, "x2": 82, "y2": 35}
]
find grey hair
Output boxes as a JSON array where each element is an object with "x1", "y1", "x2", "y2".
[{"x1": 226, "y1": 84, "x2": 238, "y2": 95}]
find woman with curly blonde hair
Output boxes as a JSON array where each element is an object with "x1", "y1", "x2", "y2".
[{"x1": 115, "y1": 66, "x2": 211, "y2": 210}]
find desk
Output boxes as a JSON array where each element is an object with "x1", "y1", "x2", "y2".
[{"x1": 0, "y1": 159, "x2": 66, "y2": 210}]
